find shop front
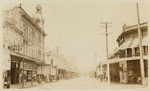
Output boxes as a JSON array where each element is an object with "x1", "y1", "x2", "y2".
[
  {"x1": 10, "y1": 54, "x2": 37, "y2": 85},
  {"x1": 110, "y1": 63, "x2": 120, "y2": 82},
  {"x1": 127, "y1": 60, "x2": 141, "y2": 84}
]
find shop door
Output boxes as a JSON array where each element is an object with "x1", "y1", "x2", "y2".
[
  {"x1": 127, "y1": 60, "x2": 140, "y2": 84},
  {"x1": 11, "y1": 62, "x2": 19, "y2": 84}
]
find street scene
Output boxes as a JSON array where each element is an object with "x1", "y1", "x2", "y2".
[{"x1": 2, "y1": 1, "x2": 149, "y2": 90}]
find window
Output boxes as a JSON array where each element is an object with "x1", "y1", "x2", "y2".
[
  {"x1": 135, "y1": 47, "x2": 140, "y2": 56},
  {"x1": 51, "y1": 59, "x2": 53, "y2": 65},
  {"x1": 38, "y1": 50, "x2": 41, "y2": 59},
  {"x1": 119, "y1": 50, "x2": 126, "y2": 58},
  {"x1": 127, "y1": 48, "x2": 132, "y2": 57},
  {"x1": 143, "y1": 46, "x2": 148, "y2": 55}
]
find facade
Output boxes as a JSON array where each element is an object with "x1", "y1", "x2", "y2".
[
  {"x1": 98, "y1": 22, "x2": 148, "y2": 85},
  {"x1": 46, "y1": 49, "x2": 78, "y2": 80},
  {"x1": 37, "y1": 52, "x2": 58, "y2": 82},
  {"x1": 2, "y1": 5, "x2": 46, "y2": 86},
  {"x1": 111, "y1": 22, "x2": 148, "y2": 84}
]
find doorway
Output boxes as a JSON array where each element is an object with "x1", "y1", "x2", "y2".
[{"x1": 10, "y1": 62, "x2": 20, "y2": 84}]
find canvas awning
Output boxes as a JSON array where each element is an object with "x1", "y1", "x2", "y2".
[
  {"x1": 130, "y1": 37, "x2": 148, "y2": 48},
  {"x1": 101, "y1": 55, "x2": 148, "y2": 64},
  {"x1": 130, "y1": 38, "x2": 139, "y2": 48},
  {"x1": 114, "y1": 40, "x2": 132, "y2": 53}
]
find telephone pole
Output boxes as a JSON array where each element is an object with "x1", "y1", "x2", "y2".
[
  {"x1": 100, "y1": 22, "x2": 112, "y2": 59},
  {"x1": 136, "y1": 3, "x2": 145, "y2": 86},
  {"x1": 100, "y1": 22, "x2": 112, "y2": 85}
]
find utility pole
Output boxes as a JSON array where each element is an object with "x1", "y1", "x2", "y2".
[
  {"x1": 100, "y1": 22, "x2": 112, "y2": 85},
  {"x1": 136, "y1": 3, "x2": 145, "y2": 86},
  {"x1": 56, "y1": 47, "x2": 59, "y2": 80},
  {"x1": 100, "y1": 22, "x2": 112, "y2": 59}
]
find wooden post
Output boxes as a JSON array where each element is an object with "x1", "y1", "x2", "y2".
[
  {"x1": 100, "y1": 22, "x2": 112, "y2": 85},
  {"x1": 22, "y1": 59, "x2": 24, "y2": 88},
  {"x1": 31, "y1": 63, "x2": 33, "y2": 86},
  {"x1": 136, "y1": 3, "x2": 145, "y2": 86}
]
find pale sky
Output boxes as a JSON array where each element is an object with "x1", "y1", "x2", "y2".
[{"x1": 2, "y1": 2, "x2": 149, "y2": 73}]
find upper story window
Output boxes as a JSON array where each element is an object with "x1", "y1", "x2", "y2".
[
  {"x1": 51, "y1": 59, "x2": 53, "y2": 65},
  {"x1": 23, "y1": 23, "x2": 28, "y2": 37},
  {"x1": 126, "y1": 48, "x2": 132, "y2": 57},
  {"x1": 135, "y1": 47, "x2": 140, "y2": 56},
  {"x1": 119, "y1": 50, "x2": 126, "y2": 58},
  {"x1": 143, "y1": 46, "x2": 148, "y2": 55}
]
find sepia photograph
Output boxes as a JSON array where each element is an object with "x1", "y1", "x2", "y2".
[{"x1": 1, "y1": 0, "x2": 149, "y2": 90}]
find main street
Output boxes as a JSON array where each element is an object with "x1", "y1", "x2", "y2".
[
  {"x1": 25, "y1": 76, "x2": 143, "y2": 89},
  {"x1": 26, "y1": 76, "x2": 105, "y2": 89}
]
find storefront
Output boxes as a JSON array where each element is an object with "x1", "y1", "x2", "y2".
[
  {"x1": 2, "y1": 52, "x2": 11, "y2": 87},
  {"x1": 58, "y1": 69, "x2": 66, "y2": 79},
  {"x1": 10, "y1": 54, "x2": 37, "y2": 84},
  {"x1": 127, "y1": 60, "x2": 141, "y2": 84},
  {"x1": 110, "y1": 63, "x2": 120, "y2": 82}
]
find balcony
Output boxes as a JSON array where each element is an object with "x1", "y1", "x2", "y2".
[{"x1": 119, "y1": 51, "x2": 147, "y2": 58}]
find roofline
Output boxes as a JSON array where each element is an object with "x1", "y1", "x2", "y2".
[
  {"x1": 117, "y1": 22, "x2": 148, "y2": 42},
  {"x1": 12, "y1": 6, "x2": 47, "y2": 36}
]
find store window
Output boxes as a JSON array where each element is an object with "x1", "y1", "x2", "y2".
[{"x1": 144, "y1": 60, "x2": 148, "y2": 77}]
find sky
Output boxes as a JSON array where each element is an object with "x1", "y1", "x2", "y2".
[{"x1": 2, "y1": 2, "x2": 149, "y2": 73}]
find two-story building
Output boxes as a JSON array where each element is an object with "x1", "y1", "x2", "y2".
[{"x1": 99, "y1": 22, "x2": 148, "y2": 86}]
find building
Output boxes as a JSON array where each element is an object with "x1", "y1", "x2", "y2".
[
  {"x1": 45, "y1": 48, "x2": 78, "y2": 80},
  {"x1": 99, "y1": 22, "x2": 148, "y2": 85},
  {"x1": 2, "y1": 4, "x2": 46, "y2": 86},
  {"x1": 37, "y1": 52, "x2": 58, "y2": 82}
]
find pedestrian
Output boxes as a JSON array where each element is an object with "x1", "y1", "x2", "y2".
[{"x1": 137, "y1": 76, "x2": 141, "y2": 84}]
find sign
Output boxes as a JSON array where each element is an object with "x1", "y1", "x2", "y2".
[{"x1": 24, "y1": 62, "x2": 32, "y2": 70}]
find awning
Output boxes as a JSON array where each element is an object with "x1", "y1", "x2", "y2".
[
  {"x1": 3, "y1": 52, "x2": 11, "y2": 70},
  {"x1": 121, "y1": 40, "x2": 132, "y2": 49},
  {"x1": 130, "y1": 38, "x2": 139, "y2": 48},
  {"x1": 130, "y1": 37, "x2": 148, "y2": 48},
  {"x1": 114, "y1": 40, "x2": 132, "y2": 53},
  {"x1": 101, "y1": 55, "x2": 148, "y2": 64}
]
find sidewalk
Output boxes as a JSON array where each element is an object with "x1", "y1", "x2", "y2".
[
  {"x1": 10, "y1": 80, "x2": 59, "y2": 89},
  {"x1": 110, "y1": 82, "x2": 143, "y2": 88},
  {"x1": 100, "y1": 82, "x2": 146, "y2": 88},
  {"x1": 10, "y1": 81, "x2": 47, "y2": 89},
  {"x1": 96, "y1": 79, "x2": 144, "y2": 88}
]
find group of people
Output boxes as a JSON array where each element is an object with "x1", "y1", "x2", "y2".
[{"x1": 127, "y1": 70, "x2": 141, "y2": 84}]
